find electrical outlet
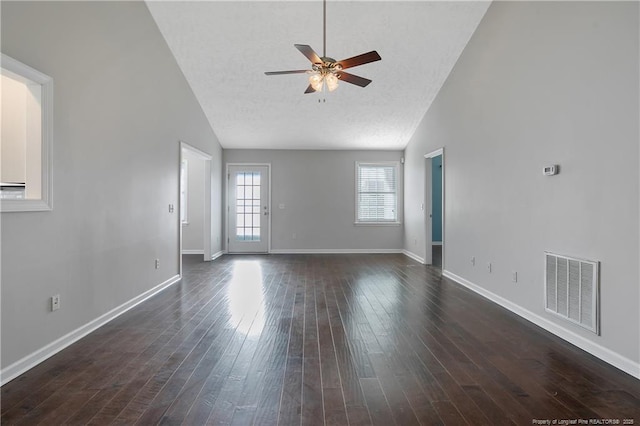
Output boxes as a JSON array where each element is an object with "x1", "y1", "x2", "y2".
[
  {"x1": 155, "y1": 259, "x2": 160, "y2": 269},
  {"x1": 168, "y1": 204, "x2": 174, "y2": 213},
  {"x1": 487, "y1": 262, "x2": 492, "y2": 273},
  {"x1": 51, "y1": 294, "x2": 60, "y2": 311},
  {"x1": 512, "y1": 271, "x2": 518, "y2": 283},
  {"x1": 471, "y1": 256, "x2": 475, "y2": 266}
]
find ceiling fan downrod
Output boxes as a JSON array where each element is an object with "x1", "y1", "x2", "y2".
[{"x1": 323, "y1": 0, "x2": 326, "y2": 58}]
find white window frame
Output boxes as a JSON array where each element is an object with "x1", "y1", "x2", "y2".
[
  {"x1": 355, "y1": 161, "x2": 401, "y2": 226},
  {"x1": 1, "y1": 53, "x2": 53, "y2": 212}
]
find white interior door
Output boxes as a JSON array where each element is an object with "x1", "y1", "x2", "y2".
[{"x1": 228, "y1": 165, "x2": 270, "y2": 253}]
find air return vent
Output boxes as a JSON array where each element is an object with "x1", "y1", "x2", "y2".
[{"x1": 545, "y1": 252, "x2": 599, "y2": 334}]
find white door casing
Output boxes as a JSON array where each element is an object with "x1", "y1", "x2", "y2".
[{"x1": 179, "y1": 142, "x2": 213, "y2": 277}]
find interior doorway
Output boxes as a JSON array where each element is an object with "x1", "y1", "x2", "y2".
[
  {"x1": 179, "y1": 142, "x2": 212, "y2": 275},
  {"x1": 424, "y1": 148, "x2": 444, "y2": 268}
]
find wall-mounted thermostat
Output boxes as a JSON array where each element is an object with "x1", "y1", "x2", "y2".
[{"x1": 543, "y1": 165, "x2": 559, "y2": 176}]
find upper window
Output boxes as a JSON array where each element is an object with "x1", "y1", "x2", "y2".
[
  {"x1": 356, "y1": 162, "x2": 399, "y2": 224},
  {"x1": 1, "y1": 54, "x2": 53, "y2": 212}
]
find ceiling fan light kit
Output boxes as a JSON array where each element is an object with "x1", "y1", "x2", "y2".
[{"x1": 264, "y1": 0, "x2": 381, "y2": 94}]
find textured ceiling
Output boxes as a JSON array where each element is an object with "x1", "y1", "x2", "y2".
[{"x1": 146, "y1": 1, "x2": 490, "y2": 150}]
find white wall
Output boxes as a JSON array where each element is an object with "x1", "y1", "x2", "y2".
[
  {"x1": 404, "y1": 1, "x2": 639, "y2": 375},
  {"x1": 1, "y1": 75, "x2": 27, "y2": 183},
  {"x1": 223, "y1": 150, "x2": 404, "y2": 252},
  {"x1": 181, "y1": 149, "x2": 205, "y2": 253},
  {"x1": 1, "y1": 1, "x2": 223, "y2": 374}
]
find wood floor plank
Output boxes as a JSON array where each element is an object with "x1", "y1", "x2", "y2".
[
  {"x1": 368, "y1": 353, "x2": 420, "y2": 426},
  {"x1": 252, "y1": 269, "x2": 297, "y2": 425},
  {"x1": 276, "y1": 275, "x2": 305, "y2": 425},
  {"x1": 394, "y1": 373, "x2": 444, "y2": 426},
  {"x1": 317, "y1": 283, "x2": 349, "y2": 425},
  {"x1": 231, "y1": 276, "x2": 293, "y2": 424},
  {"x1": 1, "y1": 254, "x2": 639, "y2": 425},
  {"x1": 177, "y1": 328, "x2": 248, "y2": 425},
  {"x1": 302, "y1": 278, "x2": 325, "y2": 425},
  {"x1": 432, "y1": 400, "x2": 468, "y2": 425},
  {"x1": 204, "y1": 276, "x2": 285, "y2": 425},
  {"x1": 325, "y1": 282, "x2": 372, "y2": 425},
  {"x1": 360, "y1": 377, "x2": 396, "y2": 426}
]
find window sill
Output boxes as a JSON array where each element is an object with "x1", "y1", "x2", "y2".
[
  {"x1": 1, "y1": 199, "x2": 53, "y2": 213},
  {"x1": 354, "y1": 221, "x2": 402, "y2": 227}
]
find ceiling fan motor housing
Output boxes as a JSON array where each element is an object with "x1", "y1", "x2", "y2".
[{"x1": 313, "y1": 58, "x2": 342, "y2": 76}]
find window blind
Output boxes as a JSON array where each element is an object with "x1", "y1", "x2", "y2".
[{"x1": 357, "y1": 163, "x2": 398, "y2": 222}]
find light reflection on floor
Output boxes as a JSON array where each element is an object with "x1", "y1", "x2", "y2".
[{"x1": 227, "y1": 260, "x2": 266, "y2": 337}]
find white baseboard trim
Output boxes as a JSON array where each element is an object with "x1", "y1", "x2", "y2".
[
  {"x1": 182, "y1": 249, "x2": 204, "y2": 255},
  {"x1": 269, "y1": 249, "x2": 403, "y2": 255},
  {"x1": 402, "y1": 250, "x2": 425, "y2": 264},
  {"x1": 442, "y1": 269, "x2": 640, "y2": 380},
  {"x1": 0, "y1": 274, "x2": 181, "y2": 386},
  {"x1": 211, "y1": 250, "x2": 224, "y2": 261}
]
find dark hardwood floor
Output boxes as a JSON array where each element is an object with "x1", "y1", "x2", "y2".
[
  {"x1": 2, "y1": 254, "x2": 639, "y2": 425},
  {"x1": 432, "y1": 245, "x2": 442, "y2": 268}
]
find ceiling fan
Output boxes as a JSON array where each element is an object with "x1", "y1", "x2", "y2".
[{"x1": 264, "y1": 0, "x2": 381, "y2": 94}]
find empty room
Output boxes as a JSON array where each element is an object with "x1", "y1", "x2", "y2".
[{"x1": 1, "y1": 0, "x2": 639, "y2": 424}]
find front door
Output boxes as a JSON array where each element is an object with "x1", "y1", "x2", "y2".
[{"x1": 227, "y1": 165, "x2": 270, "y2": 253}]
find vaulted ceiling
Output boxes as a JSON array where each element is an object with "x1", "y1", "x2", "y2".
[{"x1": 146, "y1": 1, "x2": 490, "y2": 150}]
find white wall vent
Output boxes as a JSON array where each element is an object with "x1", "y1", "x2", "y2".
[{"x1": 545, "y1": 252, "x2": 600, "y2": 335}]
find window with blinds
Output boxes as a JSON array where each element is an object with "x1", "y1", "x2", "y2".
[{"x1": 356, "y1": 162, "x2": 399, "y2": 223}]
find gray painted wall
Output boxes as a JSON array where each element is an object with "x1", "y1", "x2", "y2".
[
  {"x1": 404, "y1": 2, "x2": 639, "y2": 366},
  {"x1": 1, "y1": 1, "x2": 223, "y2": 369},
  {"x1": 182, "y1": 149, "x2": 205, "y2": 252},
  {"x1": 223, "y1": 150, "x2": 404, "y2": 252}
]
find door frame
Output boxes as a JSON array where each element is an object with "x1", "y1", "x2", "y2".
[
  {"x1": 179, "y1": 142, "x2": 213, "y2": 277},
  {"x1": 225, "y1": 163, "x2": 272, "y2": 253},
  {"x1": 424, "y1": 148, "x2": 444, "y2": 268}
]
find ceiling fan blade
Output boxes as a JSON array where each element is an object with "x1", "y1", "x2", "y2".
[
  {"x1": 295, "y1": 44, "x2": 322, "y2": 64},
  {"x1": 265, "y1": 70, "x2": 309, "y2": 75},
  {"x1": 304, "y1": 84, "x2": 316, "y2": 94},
  {"x1": 337, "y1": 71, "x2": 372, "y2": 88},
  {"x1": 337, "y1": 51, "x2": 381, "y2": 70}
]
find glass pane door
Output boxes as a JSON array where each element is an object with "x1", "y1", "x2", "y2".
[
  {"x1": 228, "y1": 165, "x2": 269, "y2": 253},
  {"x1": 235, "y1": 171, "x2": 261, "y2": 241}
]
